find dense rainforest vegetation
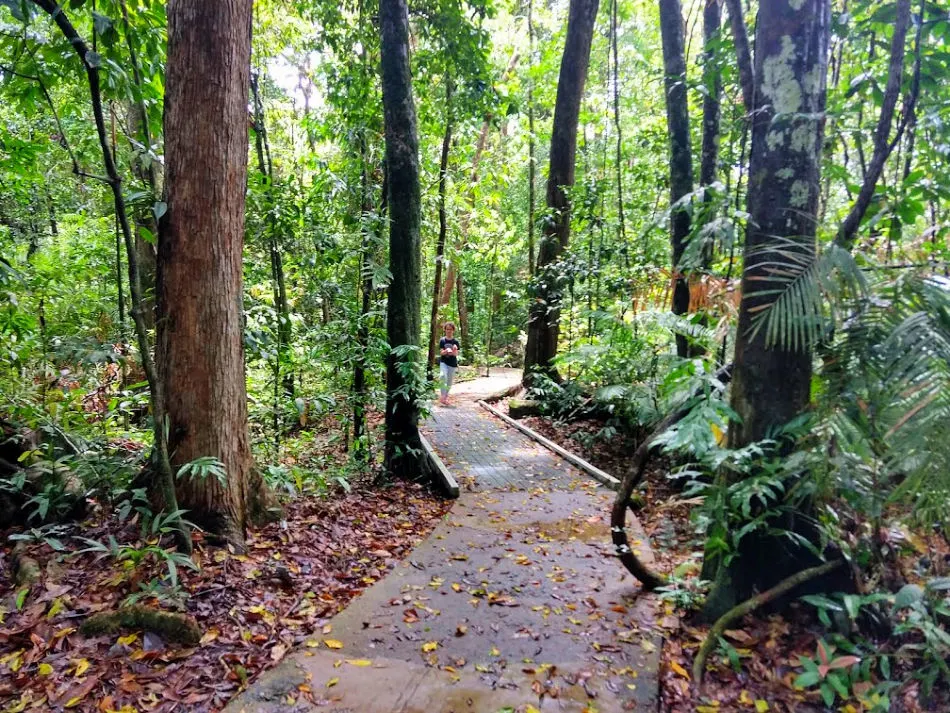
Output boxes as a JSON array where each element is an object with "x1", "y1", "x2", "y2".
[{"x1": 1, "y1": 0, "x2": 950, "y2": 709}]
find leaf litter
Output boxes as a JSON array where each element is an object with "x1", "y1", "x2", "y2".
[{"x1": 0, "y1": 481, "x2": 450, "y2": 712}]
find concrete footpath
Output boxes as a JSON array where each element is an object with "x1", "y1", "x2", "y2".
[{"x1": 225, "y1": 372, "x2": 659, "y2": 713}]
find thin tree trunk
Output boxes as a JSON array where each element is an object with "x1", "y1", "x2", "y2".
[
  {"x1": 523, "y1": 0, "x2": 600, "y2": 385},
  {"x1": 609, "y1": 0, "x2": 628, "y2": 270},
  {"x1": 528, "y1": 0, "x2": 537, "y2": 276},
  {"x1": 723, "y1": 0, "x2": 753, "y2": 112},
  {"x1": 836, "y1": 0, "x2": 914, "y2": 250},
  {"x1": 694, "y1": 0, "x2": 722, "y2": 342},
  {"x1": 251, "y1": 74, "x2": 294, "y2": 399},
  {"x1": 159, "y1": 0, "x2": 257, "y2": 542},
  {"x1": 427, "y1": 80, "x2": 453, "y2": 379},
  {"x1": 440, "y1": 53, "x2": 520, "y2": 306},
  {"x1": 381, "y1": 0, "x2": 424, "y2": 478},
  {"x1": 30, "y1": 0, "x2": 188, "y2": 550},
  {"x1": 120, "y1": 0, "x2": 159, "y2": 332},
  {"x1": 353, "y1": 152, "x2": 382, "y2": 460},
  {"x1": 658, "y1": 0, "x2": 694, "y2": 358},
  {"x1": 703, "y1": 0, "x2": 831, "y2": 619}
]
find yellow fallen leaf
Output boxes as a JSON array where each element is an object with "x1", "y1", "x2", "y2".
[
  {"x1": 451, "y1": 583, "x2": 462, "y2": 592},
  {"x1": 117, "y1": 634, "x2": 138, "y2": 646},
  {"x1": 754, "y1": 701, "x2": 769, "y2": 713},
  {"x1": 65, "y1": 697, "x2": 85, "y2": 708},
  {"x1": 489, "y1": 646, "x2": 500, "y2": 657},
  {"x1": 670, "y1": 661, "x2": 690, "y2": 680},
  {"x1": 345, "y1": 659, "x2": 372, "y2": 667},
  {"x1": 739, "y1": 690, "x2": 753, "y2": 706},
  {"x1": 422, "y1": 641, "x2": 439, "y2": 653},
  {"x1": 326, "y1": 677, "x2": 339, "y2": 688},
  {"x1": 525, "y1": 706, "x2": 541, "y2": 713},
  {"x1": 324, "y1": 639, "x2": 343, "y2": 650},
  {"x1": 73, "y1": 658, "x2": 90, "y2": 677},
  {"x1": 305, "y1": 639, "x2": 320, "y2": 648},
  {"x1": 38, "y1": 663, "x2": 53, "y2": 676}
]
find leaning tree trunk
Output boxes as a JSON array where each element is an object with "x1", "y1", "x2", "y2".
[
  {"x1": 658, "y1": 0, "x2": 694, "y2": 358},
  {"x1": 381, "y1": 0, "x2": 425, "y2": 478},
  {"x1": 703, "y1": 0, "x2": 831, "y2": 620},
  {"x1": 158, "y1": 0, "x2": 257, "y2": 543},
  {"x1": 523, "y1": 0, "x2": 600, "y2": 386}
]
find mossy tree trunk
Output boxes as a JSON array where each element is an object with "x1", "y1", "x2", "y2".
[
  {"x1": 380, "y1": 0, "x2": 425, "y2": 478},
  {"x1": 523, "y1": 0, "x2": 600, "y2": 386},
  {"x1": 703, "y1": 0, "x2": 832, "y2": 619}
]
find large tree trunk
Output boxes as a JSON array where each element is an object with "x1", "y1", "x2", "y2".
[
  {"x1": 703, "y1": 0, "x2": 831, "y2": 619},
  {"x1": 523, "y1": 0, "x2": 600, "y2": 386},
  {"x1": 380, "y1": 0, "x2": 424, "y2": 478},
  {"x1": 158, "y1": 0, "x2": 256, "y2": 543},
  {"x1": 658, "y1": 0, "x2": 694, "y2": 358}
]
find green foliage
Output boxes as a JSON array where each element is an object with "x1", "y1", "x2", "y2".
[{"x1": 176, "y1": 456, "x2": 227, "y2": 487}]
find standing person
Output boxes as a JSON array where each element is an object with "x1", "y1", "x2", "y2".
[{"x1": 438, "y1": 322, "x2": 461, "y2": 405}]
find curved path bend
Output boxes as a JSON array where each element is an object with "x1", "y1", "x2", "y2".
[{"x1": 227, "y1": 371, "x2": 659, "y2": 713}]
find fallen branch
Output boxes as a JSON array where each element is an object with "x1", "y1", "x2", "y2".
[
  {"x1": 610, "y1": 364, "x2": 732, "y2": 589},
  {"x1": 692, "y1": 559, "x2": 844, "y2": 683}
]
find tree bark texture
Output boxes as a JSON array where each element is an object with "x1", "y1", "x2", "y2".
[
  {"x1": 427, "y1": 81, "x2": 453, "y2": 378},
  {"x1": 159, "y1": 0, "x2": 256, "y2": 541},
  {"x1": 658, "y1": 0, "x2": 694, "y2": 358},
  {"x1": 380, "y1": 0, "x2": 424, "y2": 478},
  {"x1": 523, "y1": 0, "x2": 600, "y2": 385},
  {"x1": 705, "y1": 0, "x2": 832, "y2": 619}
]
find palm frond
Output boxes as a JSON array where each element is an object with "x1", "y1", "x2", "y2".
[{"x1": 745, "y1": 238, "x2": 866, "y2": 352}]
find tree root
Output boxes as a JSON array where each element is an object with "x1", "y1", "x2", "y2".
[
  {"x1": 691, "y1": 559, "x2": 843, "y2": 684},
  {"x1": 11, "y1": 544, "x2": 41, "y2": 588},
  {"x1": 80, "y1": 605, "x2": 202, "y2": 645},
  {"x1": 610, "y1": 364, "x2": 732, "y2": 589}
]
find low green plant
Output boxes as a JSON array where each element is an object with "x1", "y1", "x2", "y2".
[
  {"x1": 794, "y1": 639, "x2": 874, "y2": 708},
  {"x1": 892, "y1": 578, "x2": 950, "y2": 698}
]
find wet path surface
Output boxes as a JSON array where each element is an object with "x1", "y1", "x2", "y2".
[{"x1": 227, "y1": 372, "x2": 659, "y2": 713}]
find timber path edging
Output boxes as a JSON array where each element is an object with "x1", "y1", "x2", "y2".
[{"x1": 226, "y1": 370, "x2": 659, "y2": 713}]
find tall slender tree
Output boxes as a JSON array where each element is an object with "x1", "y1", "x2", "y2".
[
  {"x1": 158, "y1": 0, "x2": 259, "y2": 543},
  {"x1": 523, "y1": 0, "x2": 600, "y2": 385},
  {"x1": 427, "y1": 79, "x2": 453, "y2": 379},
  {"x1": 704, "y1": 0, "x2": 832, "y2": 617},
  {"x1": 380, "y1": 0, "x2": 424, "y2": 477},
  {"x1": 658, "y1": 0, "x2": 694, "y2": 358}
]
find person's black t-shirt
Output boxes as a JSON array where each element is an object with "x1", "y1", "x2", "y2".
[{"x1": 439, "y1": 337, "x2": 460, "y2": 367}]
